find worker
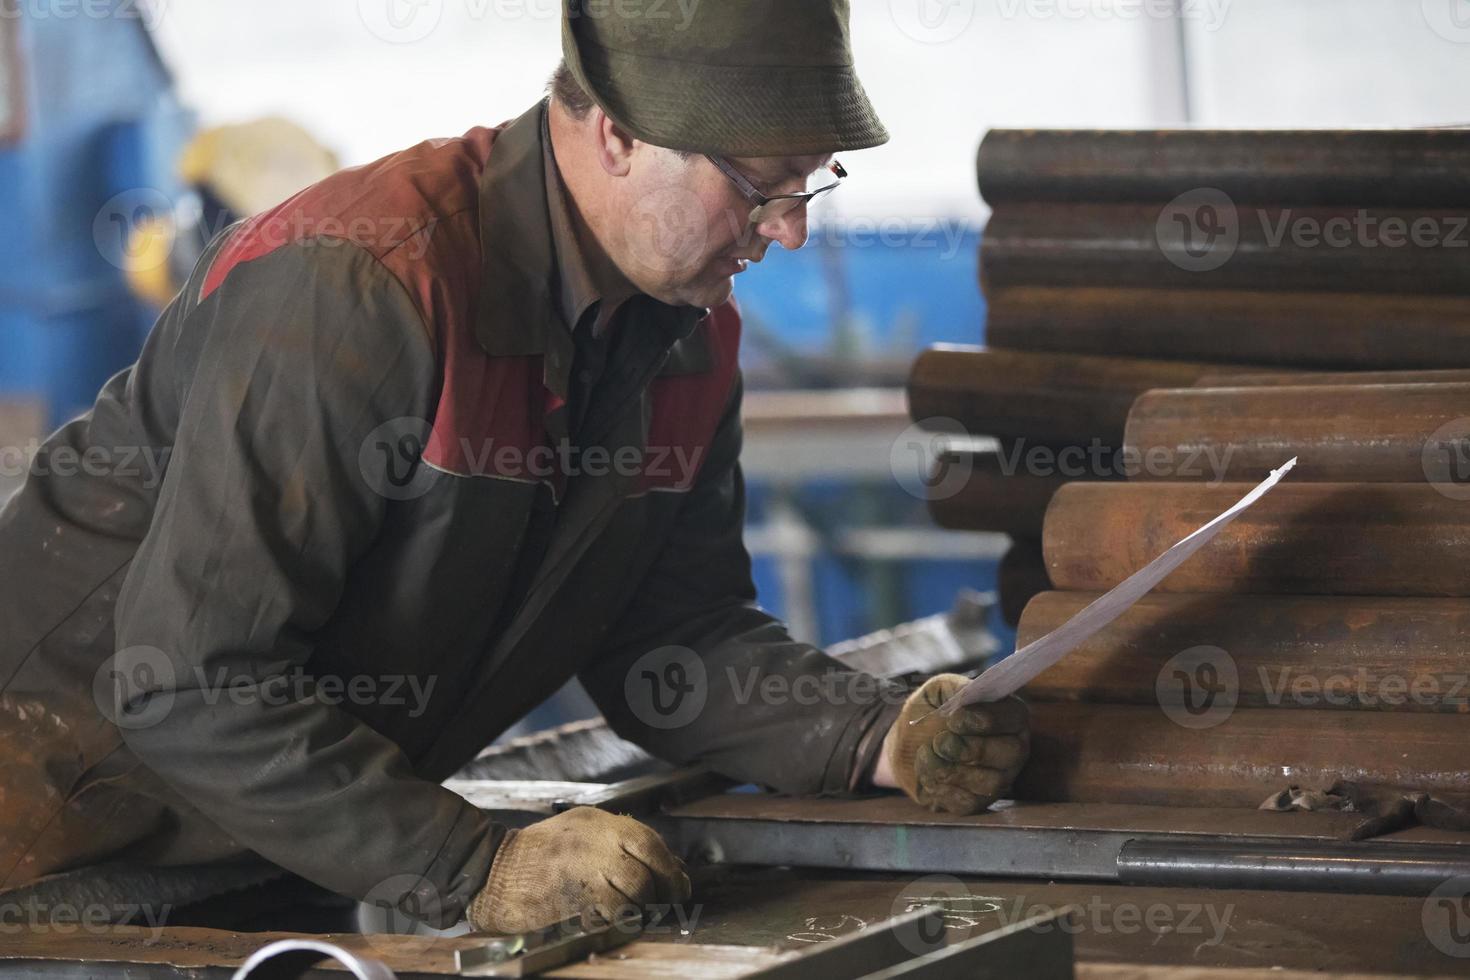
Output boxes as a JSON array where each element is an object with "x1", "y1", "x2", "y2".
[{"x1": 0, "y1": 1, "x2": 1029, "y2": 934}]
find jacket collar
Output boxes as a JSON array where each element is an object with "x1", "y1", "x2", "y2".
[{"x1": 474, "y1": 99, "x2": 712, "y2": 388}]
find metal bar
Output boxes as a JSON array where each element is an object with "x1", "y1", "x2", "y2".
[
  {"x1": 1118, "y1": 838, "x2": 1470, "y2": 896},
  {"x1": 556, "y1": 768, "x2": 733, "y2": 816},
  {"x1": 652, "y1": 795, "x2": 1470, "y2": 896},
  {"x1": 650, "y1": 809, "x2": 1132, "y2": 881}
]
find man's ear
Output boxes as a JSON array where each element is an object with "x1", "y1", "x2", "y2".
[{"x1": 592, "y1": 108, "x2": 637, "y2": 177}]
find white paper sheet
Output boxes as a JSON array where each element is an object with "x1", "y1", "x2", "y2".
[{"x1": 937, "y1": 457, "x2": 1298, "y2": 715}]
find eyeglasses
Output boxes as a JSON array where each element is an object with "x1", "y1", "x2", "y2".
[{"x1": 706, "y1": 156, "x2": 847, "y2": 225}]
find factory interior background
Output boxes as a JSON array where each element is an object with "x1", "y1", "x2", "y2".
[{"x1": 3, "y1": 0, "x2": 1470, "y2": 735}]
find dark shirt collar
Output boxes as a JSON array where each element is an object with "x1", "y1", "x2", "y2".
[
  {"x1": 474, "y1": 99, "x2": 708, "y2": 375},
  {"x1": 541, "y1": 104, "x2": 635, "y2": 338}
]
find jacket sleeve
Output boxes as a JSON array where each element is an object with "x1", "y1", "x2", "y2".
[
  {"x1": 580, "y1": 373, "x2": 905, "y2": 796},
  {"x1": 111, "y1": 237, "x2": 501, "y2": 928}
]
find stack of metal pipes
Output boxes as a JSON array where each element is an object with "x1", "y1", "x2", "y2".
[{"x1": 907, "y1": 128, "x2": 1470, "y2": 808}]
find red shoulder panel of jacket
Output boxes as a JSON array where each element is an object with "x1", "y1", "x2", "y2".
[{"x1": 198, "y1": 126, "x2": 498, "y2": 351}]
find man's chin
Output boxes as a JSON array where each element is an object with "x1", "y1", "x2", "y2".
[
  {"x1": 682, "y1": 274, "x2": 735, "y2": 310},
  {"x1": 687, "y1": 274, "x2": 735, "y2": 308}
]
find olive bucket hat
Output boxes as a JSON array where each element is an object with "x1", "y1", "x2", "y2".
[{"x1": 561, "y1": 0, "x2": 889, "y2": 157}]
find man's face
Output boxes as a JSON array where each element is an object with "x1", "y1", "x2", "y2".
[{"x1": 613, "y1": 146, "x2": 834, "y2": 309}]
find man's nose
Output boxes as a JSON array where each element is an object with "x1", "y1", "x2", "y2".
[{"x1": 755, "y1": 205, "x2": 810, "y2": 251}]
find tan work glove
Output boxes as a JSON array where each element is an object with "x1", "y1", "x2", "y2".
[
  {"x1": 467, "y1": 806, "x2": 691, "y2": 934},
  {"x1": 886, "y1": 674, "x2": 1030, "y2": 815}
]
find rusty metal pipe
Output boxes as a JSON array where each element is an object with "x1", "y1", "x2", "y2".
[
  {"x1": 980, "y1": 204, "x2": 1470, "y2": 295},
  {"x1": 998, "y1": 538, "x2": 1049, "y2": 627},
  {"x1": 1195, "y1": 368, "x2": 1470, "y2": 387},
  {"x1": 1017, "y1": 592, "x2": 1470, "y2": 713},
  {"x1": 1123, "y1": 382, "x2": 1470, "y2": 483},
  {"x1": 928, "y1": 451, "x2": 1088, "y2": 537},
  {"x1": 986, "y1": 286, "x2": 1470, "y2": 372},
  {"x1": 1116, "y1": 839, "x2": 1470, "y2": 896},
  {"x1": 1015, "y1": 702, "x2": 1470, "y2": 807},
  {"x1": 908, "y1": 346, "x2": 1230, "y2": 446},
  {"x1": 1042, "y1": 482, "x2": 1470, "y2": 596},
  {"x1": 976, "y1": 129, "x2": 1470, "y2": 208}
]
